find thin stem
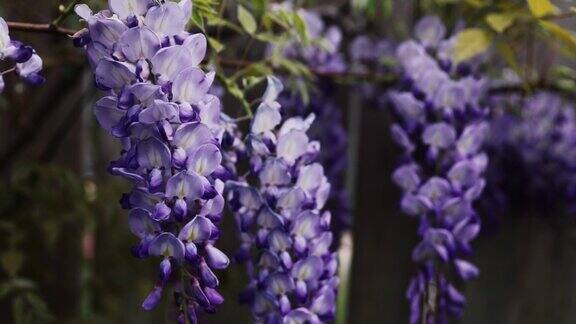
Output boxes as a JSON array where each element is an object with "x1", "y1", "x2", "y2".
[
  {"x1": 6, "y1": 21, "x2": 75, "y2": 36},
  {"x1": 542, "y1": 10, "x2": 576, "y2": 21},
  {"x1": 1, "y1": 67, "x2": 16, "y2": 75},
  {"x1": 52, "y1": 0, "x2": 82, "y2": 27}
]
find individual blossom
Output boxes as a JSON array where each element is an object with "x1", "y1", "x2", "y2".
[
  {"x1": 74, "y1": 0, "x2": 230, "y2": 321},
  {"x1": 389, "y1": 16, "x2": 488, "y2": 324},
  {"x1": 227, "y1": 77, "x2": 339, "y2": 323},
  {"x1": 0, "y1": 17, "x2": 44, "y2": 94}
]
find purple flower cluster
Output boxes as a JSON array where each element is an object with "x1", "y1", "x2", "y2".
[
  {"x1": 389, "y1": 16, "x2": 488, "y2": 323},
  {"x1": 486, "y1": 91, "x2": 576, "y2": 216},
  {"x1": 228, "y1": 77, "x2": 339, "y2": 323},
  {"x1": 0, "y1": 17, "x2": 44, "y2": 93},
  {"x1": 74, "y1": 0, "x2": 230, "y2": 320},
  {"x1": 270, "y1": 7, "x2": 351, "y2": 235}
]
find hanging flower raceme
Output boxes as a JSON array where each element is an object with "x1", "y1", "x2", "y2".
[
  {"x1": 0, "y1": 17, "x2": 44, "y2": 94},
  {"x1": 485, "y1": 91, "x2": 576, "y2": 217},
  {"x1": 269, "y1": 6, "x2": 351, "y2": 236},
  {"x1": 74, "y1": 0, "x2": 230, "y2": 320},
  {"x1": 388, "y1": 16, "x2": 488, "y2": 323},
  {"x1": 227, "y1": 77, "x2": 339, "y2": 323}
]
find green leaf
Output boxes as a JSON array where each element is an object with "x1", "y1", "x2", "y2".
[
  {"x1": 466, "y1": 0, "x2": 489, "y2": 8},
  {"x1": 454, "y1": 28, "x2": 493, "y2": 63},
  {"x1": 206, "y1": 16, "x2": 243, "y2": 33},
  {"x1": 486, "y1": 13, "x2": 516, "y2": 33},
  {"x1": 527, "y1": 0, "x2": 557, "y2": 18},
  {"x1": 207, "y1": 37, "x2": 225, "y2": 53},
  {"x1": 252, "y1": 0, "x2": 268, "y2": 20},
  {"x1": 242, "y1": 76, "x2": 265, "y2": 90},
  {"x1": 293, "y1": 12, "x2": 309, "y2": 45},
  {"x1": 276, "y1": 59, "x2": 313, "y2": 79},
  {"x1": 191, "y1": 9, "x2": 205, "y2": 31},
  {"x1": 540, "y1": 21, "x2": 576, "y2": 53},
  {"x1": 1, "y1": 251, "x2": 24, "y2": 277},
  {"x1": 223, "y1": 79, "x2": 252, "y2": 115},
  {"x1": 496, "y1": 41, "x2": 522, "y2": 77},
  {"x1": 238, "y1": 5, "x2": 257, "y2": 34}
]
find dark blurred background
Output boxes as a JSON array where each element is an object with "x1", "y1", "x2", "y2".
[{"x1": 1, "y1": 1, "x2": 576, "y2": 323}]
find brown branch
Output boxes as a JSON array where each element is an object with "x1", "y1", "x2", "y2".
[
  {"x1": 6, "y1": 21, "x2": 76, "y2": 36},
  {"x1": 216, "y1": 57, "x2": 396, "y2": 83}
]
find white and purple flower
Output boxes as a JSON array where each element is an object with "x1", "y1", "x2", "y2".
[
  {"x1": 75, "y1": 0, "x2": 230, "y2": 320},
  {"x1": 228, "y1": 77, "x2": 339, "y2": 323}
]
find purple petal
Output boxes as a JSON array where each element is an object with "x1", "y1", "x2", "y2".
[
  {"x1": 447, "y1": 160, "x2": 480, "y2": 191},
  {"x1": 148, "y1": 232, "x2": 185, "y2": 260},
  {"x1": 0, "y1": 18, "x2": 11, "y2": 53},
  {"x1": 136, "y1": 137, "x2": 172, "y2": 169},
  {"x1": 119, "y1": 26, "x2": 161, "y2": 62},
  {"x1": 262, "y1": 76, "x2": 284, "y2": 103},
  {"x1": 165, "y1": 171, "x2": 204, "y2": 200},
  {"x1": 291, "y1": 211, "x2": 321, "y2": 239},
  {"x1": 392, "y1": 164, "x2": 421, "y2": 192},
  {"x1": 145, "y1": 1, "x2": 188, "y2": 35},
  {"x1": 457, "y1": 122, "x2": 488, "y2": 156},
  {"x1": 415, "y1": 16, "x2": 446, "y2": 48},
  {"x1": 418, "y1": 177, "x2": 452, "y2": 207},
  {"x1": 266, "y1": 273, "x2": 294, "y2": 295},
  {"x1": 292, "y1": 256, "x2": 323, "y2": 281},
  {"x1": 277, "y1": 130, "x2": 309, "y2": 164},
  {"x1": 186, "y1": 143, "x2": 222, "y2": 176},
  {"x1": 139, "y1": 100, "x2": 179, "y2": 123},
  {"x1": 109, "y1": 0, "x2": 151, "y2": 20},
  {"x1": 94, "y1": 59, "x2": 136, "y2": 90},
  {"x1": 256, "y1": 206, "x2": 284, "y2": 229},
  {"x1": 422, "y1": 122, "x2": 457, "y2": 149},
  {"x1": 182, "y1": 33, "x2": 207, "y2": 66},
  {"x1": 258, "y1": 158, "x2": 291, "y2": 186},
  {"x1": 88, "y1": 16, "x2": 127, "y2": 49},
  {"x1": 251, "y1": 103, "x2": 282, "y2": 134},
  {"x1": 178, "y1": 216, "x2": 213, "y2": 243},
  {"x1": 151, "y1": 45, "x2": 197, "y2": 81},
  {"x1": 128, "y1": 208, "x2": 160, "y2": 239},
  {"x1": 205, "y1": 244, "x2": 229, "y2": 269},
  {"x1": 197, "y1": 95, "x2": 221, "y2": 128},
  {"x1": 174, "y1": 123, "x2": 214, "y2": 154},
  {"x1": 455, "y1": 259, "x2": 479, "y2": 280},
  {"x1": 172, "y1": 67, "x2": 214, "y2": 104},
  {"x1": 296, "y1": 163, "x2": 326, "y2": 194},
  {"x1": 93, "y1": 96, "x2": 124, "y2": 134},
  {"x1": 16, "y1": 54, "x2": 43, "y2": 79},
  {"x1": 142, "y1": 285, "x2": 163, "y2": 311}
]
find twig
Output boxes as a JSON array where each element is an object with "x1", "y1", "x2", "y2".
[
  {"x1": 52, "y1": 0, "x2": 82, "y2": 27},
  {"x1": 6, "y1": 21, "x2": 76, "y2": 36},
  {"x1": 542, "y1": 10, "x2": 576, "y2": 21}
]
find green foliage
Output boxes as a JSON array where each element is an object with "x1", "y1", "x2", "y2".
[
  {"x1": 454, "y1": 28, "x2": 493, "y2": 63},
  {"x1": 527, "y1": 0, "x2": 557, "y2": 18},
  {"x1": 238, "y1": 4, "x2": 257, "y2": 34}
]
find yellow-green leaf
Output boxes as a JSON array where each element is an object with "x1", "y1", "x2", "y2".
[
  {"x1": 540, "y1": 21, "x2": 576, "y2": 53},
  {"x1": 527, "y1": 0, "x2": 557, "y2": 18},
  {"x1": 496, "y1": 41, "x2": 522, "y2": 78},
  {"x1": 454, "y1": 28, "x2": 493, "y2": 63},
  {"x1": 466, "y1": 0, "x2": 489, "y2": 8},
  {"x1": 486, "y1": 13, "x2": 516, "y2": 33},
  {"x1": 293, "y1": 12, "x2": 309, "y2": 45},
  {"x1": 237, "y1": 5, "x2": 257, "y2": 34},
  {"x1": 208, "y1": 37, "x2": 225, "y2": 53},
  {"x1": 1, "y1": 251, "x2": 24, "y2": 277}
]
